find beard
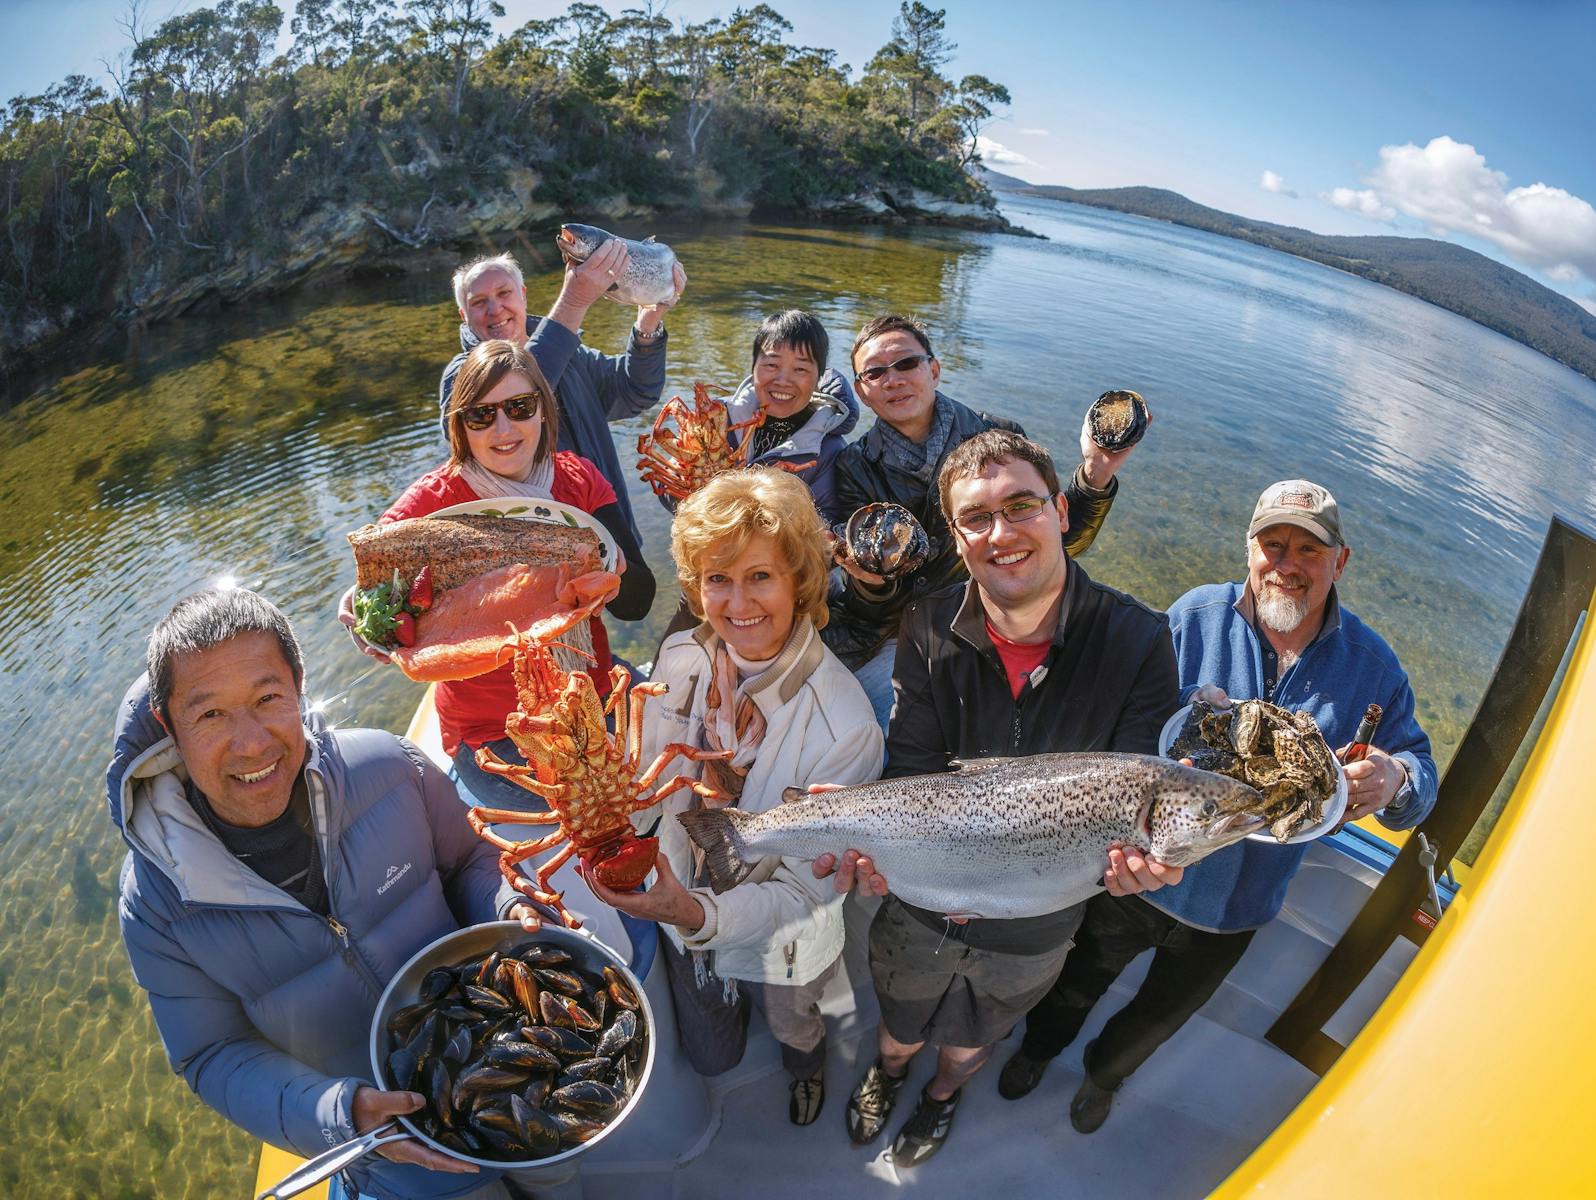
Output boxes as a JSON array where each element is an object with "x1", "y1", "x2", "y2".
[{"x1": 1255, "y1": 580, "x2": 1310, "y2": 634}]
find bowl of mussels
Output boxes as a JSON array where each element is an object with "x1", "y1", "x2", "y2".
[{"x1": 372, "y1": 921, "x2": 653, "y2": 1169}]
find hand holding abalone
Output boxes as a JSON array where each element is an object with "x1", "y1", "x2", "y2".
[{"x1": 841, "y1": 503, "x2": 930, "y2": 581}]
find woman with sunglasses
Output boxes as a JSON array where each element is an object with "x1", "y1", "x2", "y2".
[{"x1": 342, "y1": 338, "x2": 655, "y2": 811}]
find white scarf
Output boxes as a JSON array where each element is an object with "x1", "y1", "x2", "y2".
[{"x1": 459, "y1": 454, "x2": 556, "y2": 501}]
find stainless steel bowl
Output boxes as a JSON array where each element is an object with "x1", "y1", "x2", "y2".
[{"x1": 369, "y1": 921, "x2": 655, "y2": 1171}]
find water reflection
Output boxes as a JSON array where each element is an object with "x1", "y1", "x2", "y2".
[{"x1": 2, "y1": 203, "x2": 1595, "y2": 1196}]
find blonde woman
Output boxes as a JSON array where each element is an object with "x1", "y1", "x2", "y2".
[{"x1": 586, "y1": 468, "x2": 883, "y2": 1126}]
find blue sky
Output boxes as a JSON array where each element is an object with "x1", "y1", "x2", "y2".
[{"x1": 7, "y1": 0, "x2": 1595, "y2": 311}]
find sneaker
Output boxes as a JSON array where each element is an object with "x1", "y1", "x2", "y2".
[
  {"x1": 789, "y1": 1075, "x2": 825, "y2": 1126},
  {"x1": 1069, "y1": 1074, "x2": 1115, "y2": 1134},
  {"x1": 890, "y1": 1087, "x2": 961, "y2": 1167},
  {"x1": 846, "y1": 1060, "x2": 906, "y2": 1145},
  {"x1": 997, "y1": 1049, "x2": 1051, "y2": 1100}
]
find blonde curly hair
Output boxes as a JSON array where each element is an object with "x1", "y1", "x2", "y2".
[{"x1": 671, "y1": 468, "x2": 831, "y2": 630}]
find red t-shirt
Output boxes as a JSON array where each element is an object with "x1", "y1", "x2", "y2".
[
  {"x1": 382, "y1": 453, "x2": 618, "y2": 756},
  {"x1": 985, "y1": 620, "x2": 1052, "y2": 700}
]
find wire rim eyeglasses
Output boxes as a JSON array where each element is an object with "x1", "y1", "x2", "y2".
[{"x1": 951, "y1": 493, "x2": 1057, "y2": 536}]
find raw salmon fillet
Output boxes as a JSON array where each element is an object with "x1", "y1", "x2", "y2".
[
  {"x1": 390, "y1": 563, "x2": 620, "y2": 682},
  {"x1": 349, "y1": 514, "x2": 602, "y2": 591}
]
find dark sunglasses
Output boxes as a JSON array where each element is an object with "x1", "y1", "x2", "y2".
[
  {"x1": 855, "y1": 353, "x2": 932, "y2": 384},
  {"x1": 459, "y1": 391, "x2": 543, "y2": 431},
  {"x1": 951, "y1": 493, "x2": 1056, "y2": 536}
]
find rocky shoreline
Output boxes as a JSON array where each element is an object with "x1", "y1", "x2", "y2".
[{"x1": 2, "y1": 180, "x2": 1034, "y2": 393}]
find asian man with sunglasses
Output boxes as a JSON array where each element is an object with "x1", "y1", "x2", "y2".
[{"x1": 823, "y1": 314, "x2": 1141, "y2": 730}]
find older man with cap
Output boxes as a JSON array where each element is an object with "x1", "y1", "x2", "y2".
[{"x1": 997, "y1": 479, "x2": 1438, "y2": 1133}]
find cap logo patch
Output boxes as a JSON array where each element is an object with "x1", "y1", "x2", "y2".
[{"x1": 1276, "y1": 491, "x2": 1314, "y2": 509}]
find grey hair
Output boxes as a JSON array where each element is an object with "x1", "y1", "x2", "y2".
[
  {"x1": 147, "y1": 589, "x2": 304, "y2": 723},
  {"x1": 452, "y1": 253, "x2": 524, "y2": 313}
]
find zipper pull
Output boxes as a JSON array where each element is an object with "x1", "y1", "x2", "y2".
[
  {"x1": 327, "y1": 915, "x2": 350, "y2": 946},
  {"x1": 784, "y1": 942, "x2": 797, "y2": 980}
]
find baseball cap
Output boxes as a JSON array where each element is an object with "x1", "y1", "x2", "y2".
[{"x1": 1247, "y1": 479, "x2": 1344, "y2": 546}]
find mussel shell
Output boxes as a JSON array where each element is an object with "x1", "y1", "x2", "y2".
[
  {"x1": 426, "y1": 1058, "x2": 455, "y2": 1128},
  {"x1": 405, "y1": 1011, "x2": 442, "y2": 1059},
  {"x1": 558, "y1": 1057, "x2": 613, "y2": 1086},
  {"x1": 418, "y1": 967, "x2": 458, "y2": 1003},
  {"x1": 476, "y1": 1125, "x2": 526, "y2": 1156},
  {"x1": 518, "y1": 1024, "x2": 595, "y2": 1060},
  {"x1": 550, "y1": 1110, "x2": 606, "y2": 1146},
  {"x1": 595, "y1": 1009, "x2": 638, "y2": 1059},
  {"x1": 532, "y1": 968, "x2": 586, "y2": 997},
  {"x1": 551, "y1": 1080, "x2": 623, "y2": 1116},
  {"x1": 513, "y1": 942, "x2": 573, "y2": 967},
  {"x1": 441, "y1": 1023, "x2": 474, "y2": 1068},
  {"x1": 521, "y1": 1076, "x2": 554, "y2": 1109},
  {"x1": 436, "y1": 1003, "x2": 479, "y2": 1023},
  {"x1": 485, "y1": 1041, "x2": 563, "y2": 1072},
  {"x1": 843, "y1": 502, "x2": 930, "y2": 579},
  {"x1": 385, "y1": 1002, "x2": 433, "y2": 1041},
  {"x1": 387, "y1": 1047, "x2": 420, "y2": 1092},
  {"x1": 512, "y1": 1096, "x2": 562, "y2": 1158},
  {"x1": 471, "y1": 1103, "x2": 519, "y2": 1136},
  {"x1": 463, "y1": 984, "x2": 515, "y2": 1014},
  {"x1": 453, "y1": 1064, "x2": 532, "y2": 1111},
  {"x1": 541, "y1": 992, "x2": 602, "y2": 1032},
  {"x1": 475, "y1": 952, "x2": 502, "y2": 988},
  {"x1": 603, "y1": 965, "x2": 641, "y2": 1011}
]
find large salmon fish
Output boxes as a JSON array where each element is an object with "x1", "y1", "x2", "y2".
[
  {"x1": 555, "y1": 223, "x2": 680, "y2": 307},
  {"x1": 677, "y1": 753, "x2": 1268, "y2": 919}
]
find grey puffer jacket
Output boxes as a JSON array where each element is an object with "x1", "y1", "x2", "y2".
[
  {"x1": 108, "y1": 678, "x2": 518, "y2": 1199},
  {"x1": 723, "y1": 367, "x2": 860, "y2": 521}
]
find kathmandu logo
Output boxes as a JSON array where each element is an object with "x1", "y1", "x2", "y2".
[
  {"x1": 377, "y1": 861, "x2": 414, "y2": 895},
  {"x1": 1276, "y1": 491, "x2": 1315, "y2": 509}
]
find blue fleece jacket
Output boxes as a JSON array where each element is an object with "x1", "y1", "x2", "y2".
[
  {"x1": 109, "y1": 678, "x2": 519, "y2": 1199},
  {"x1": 1146, "y1": 582, "x2": 1438, "y2": 932},
  {"x1": 439, "y1": 316, "x2": 666, "y2": 543}
]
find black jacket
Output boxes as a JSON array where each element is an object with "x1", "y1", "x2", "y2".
[
  {"x1": 884, "y1": 556, "x2": 1181, "y2": 951},
  {"x1": 823, "y1": 392, "x2": 1116, "y2": 667}
]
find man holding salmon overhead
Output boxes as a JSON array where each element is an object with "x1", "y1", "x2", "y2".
[
  {"x1": 814, "y1": 430, "x2": 1186, "y2": 1167},
  {"x1": 998, "y1": 479, "x2": 1438, "y2": 1134},
  {"x1": 439, "y1": 237, "x2": 686, "y2": 544}
]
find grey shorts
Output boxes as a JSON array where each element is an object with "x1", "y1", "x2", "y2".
[{"x1": 869, "y1": 897, "x2": 1074, "y2": 1050}]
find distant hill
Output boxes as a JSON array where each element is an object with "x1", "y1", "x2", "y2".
[
  {"x1": 972, "y1": 165, "x2": 1035, "y2": 193},
  {"x1": 1000, "y1": 179, "x2": 1596, "y2": 385}
]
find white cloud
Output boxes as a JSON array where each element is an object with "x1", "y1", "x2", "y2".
[
  {"x1": 1259, "y1": 170, "x2": 1298, "y2": 198},
  {"x1": 1326, "y1": 187, "x2": 1397, "y2": 222},
  {"x1": 1333, "y1": 136, "x2": 1596, "y2": 284},
  {"x1": 1018, "y1": 127, "x2": 1051, "y2": 136},
  {"x1": 972, "y1": 136, "x2": 1034, "y2": 166}
]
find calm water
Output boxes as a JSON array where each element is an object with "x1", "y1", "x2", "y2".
[{"x1": 3, "y1": 195, "x2": 1594, "y2": 1196}]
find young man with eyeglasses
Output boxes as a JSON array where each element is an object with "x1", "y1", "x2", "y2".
[
  {"x1": 825, "y1": 315, "x2": 1138, "y2": 729},
  {"x1": 996, "y1": 479, "x2": 1437, "y2": 1135},
  {"x1": 437, "y1": 248, "x2": 687, "y2": 543},
  {"x1": 814, "y1": 429, "x2": 1183, "y2": 1167}
]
